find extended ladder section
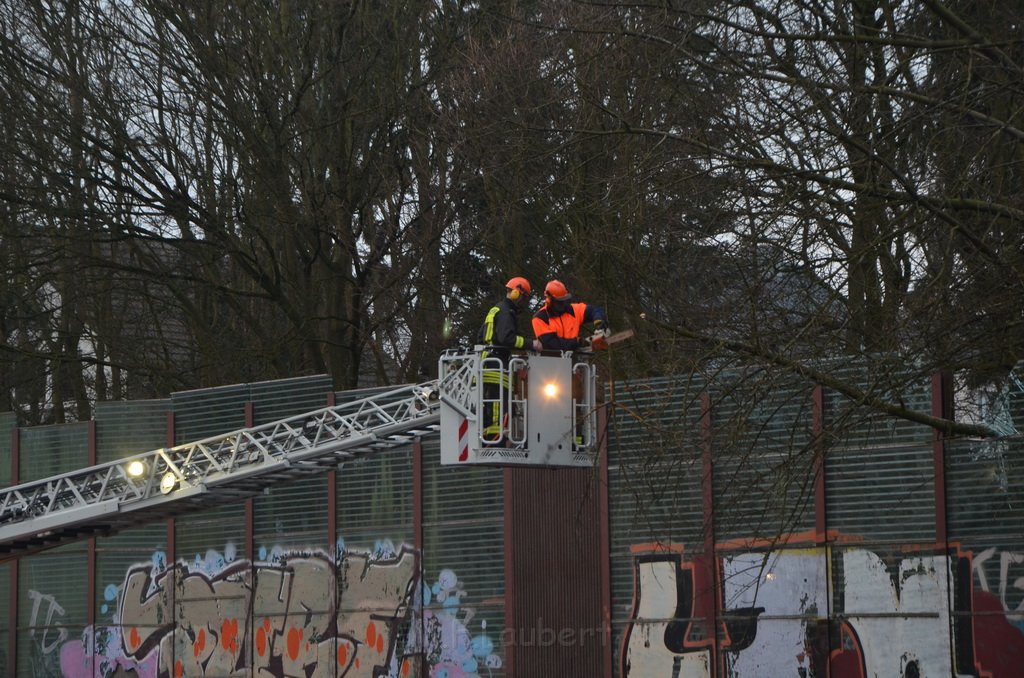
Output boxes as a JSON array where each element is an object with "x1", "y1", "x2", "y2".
[
  {"x1": 0, "y1": 383, "x2": 440, "y2": 561},
  {"x1": 0, "y1": 352, "x2": 603, "y2": 562},
  {"x1": 438, "y1": 348, "x2": 598, "y2": 467}
]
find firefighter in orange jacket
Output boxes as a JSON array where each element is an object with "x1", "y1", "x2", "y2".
[
  {"x1": 532, "y1": 280, "x2": 607, "y2": 352},
  {"x1": 477, "y1": 277, "x2": 542, "y2": 441}
]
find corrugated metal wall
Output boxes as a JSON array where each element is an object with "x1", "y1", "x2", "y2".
[
  {"x1": 4, "y1": 366, "x2": 1023, "y2": 676},
  {"x1": 0, "y1": 560, "x2": 8, "y2": 671},
  {"x1": 169, "y1": 377, "x2": 253, "y2": 661},
  {"x1": 505, "y1": 465, "x2": 605, "y2": 677},
  {"x1": 420, "y1": 436, "x2": 508, "y2": 676},
  {"x1": 607, "y1": 368, "x2": 1024, "y2": 677},
  {"x1": 607, "y1": 374, "x2": 706, "y2": 674},
  {"x1": 0, "y1": 376, "x2": 518, "y2": 677},
  {"x1": 0, "y1": 411, "x2": 14, "y2": 487},
  {"x1": 824, "y1": 369, "x2": 936, "y2": 543},
  {"x1": 252, "y1": 376, "x2": 334, "y2": 557},
  {"x1": 14, "y1": 423, "x2": 91, "y2": 676},
  {"x1": 93, "y1": 399, "x2": 171, "y2": 668},
  {"x1": 0, "y1": 413, "x2": 13, "y2": 674}
]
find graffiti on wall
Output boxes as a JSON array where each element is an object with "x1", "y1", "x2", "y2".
[
  {"x1": 28, "y1": 590, "x2": 70, "y2": 655},
  {"x1": 419, "y1": 567, "x2": 503, "y2": 676},
  {"x1": 621, "y1": 534, "x2": 1024, "y2": 677},
  {"x1": 45, "y1": 540, "x2": 501, "y2": 678}
]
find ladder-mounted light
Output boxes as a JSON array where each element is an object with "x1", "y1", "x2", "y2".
[
  {"x1": 159, "y1": 472, "x2": 178, "y2": 494},
  {"x1": 126, "y1": 460, "x2": 147, "y2": 478}
]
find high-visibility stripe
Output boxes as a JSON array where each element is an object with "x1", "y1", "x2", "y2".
[
  {"x1": 483, "y1": 403, "x2": 502, "y2": 436},
  {"x1": 482, "y1": 306, "x2": 500, "y2": 343},
  {"x1": 482, "y1": 370, "x2": 510, "y2": 386},
  {"x1": 482, "y1": 304, "x2": 526, "y2": 350}
]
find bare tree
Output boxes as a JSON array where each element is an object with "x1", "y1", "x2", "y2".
[
  {"x1": 1, "y1": 0, "x2": 468, "y2": 421},
  {"x1": 424, "y1": 0, "x2": 1023, "y2": 548},
  {"x1": 2, "y1": 0, "x2": 1021, "y2": 441},
  {"x1": 443, "y1": 0, "x2": 1022, "y2": 434}
]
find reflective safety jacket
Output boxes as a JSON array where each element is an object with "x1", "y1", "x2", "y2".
[
  {"x1": 476, "y1": 297, "x2": 528, "y2": 362},
  {"x1": 532, "y1": 302, "x2": 606, "y2": 351}
]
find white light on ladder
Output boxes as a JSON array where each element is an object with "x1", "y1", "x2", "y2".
[
  {"x1": 126, "y1": 460, "x2": 147, "y2": 478},
  {"x1": 543, "y1": 382, "x2": 558, "y2": 398},
  {"x1": 159, "y1": 473, "x2": 178, "y2": 494}
]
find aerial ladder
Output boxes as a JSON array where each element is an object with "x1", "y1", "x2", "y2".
[{"x1": 0, "y1": 348, "x2": 605, "y2": 561}]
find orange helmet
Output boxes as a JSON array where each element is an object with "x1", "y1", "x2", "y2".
[
  {"x1": 505, "y1": 276, "x2": 532, "y2": 298},
  {"x1": 544, "y1": 279, "x2": 571, "y2": 301}
]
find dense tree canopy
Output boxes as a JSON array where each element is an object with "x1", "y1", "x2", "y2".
[{"x1": 1, "y1": 0, "x2": 1021, "y2": 439}]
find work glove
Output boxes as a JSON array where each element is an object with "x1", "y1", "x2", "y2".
[
  {"x1": 594, "y1": 318, "x2": 611, "y2": 337},
  {"x1": 531, "y1": 339, "x2": 543, "y2": 352}
]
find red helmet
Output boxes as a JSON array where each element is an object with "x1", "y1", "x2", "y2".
[
  {"x1": 544, "y1": 279, "x2": 571, "y2": 301},
  {"x1": 506, "y1": 276, "x2": 532, "y2": 297}
]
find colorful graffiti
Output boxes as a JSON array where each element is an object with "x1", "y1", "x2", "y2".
[
  {"x1": 420, "y1": 568, "x2": 503, "y2": 676},
  {"x1": 44, "y1": 541, "x2": 501, "y2": 678},
  {"x1": 621, "y1": 536, "x2": 1024, "y2": 677}
]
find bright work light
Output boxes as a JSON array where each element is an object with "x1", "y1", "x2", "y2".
[
  {"x1": 543, "y1": 382, "x2": 558, "y2": 398},
  {"x1": 126, "y1": 460, "x2": 147, "y2": 478}
]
